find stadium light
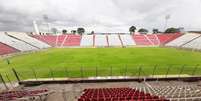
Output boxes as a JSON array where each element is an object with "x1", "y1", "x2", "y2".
[
  {"x1": 33, "y1": 20, "x2": 40, "y2": 35},
  {"x1": 43, "y1": 14, "x2": 50, "y2": 33},
  {"x1": 164, "y1": 14, "x2": 171, "y2": 31}
]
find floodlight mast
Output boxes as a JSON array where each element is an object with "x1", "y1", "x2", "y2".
[
  {"x1": 43, "y1": 14, "x2": 50, "y2": 33},
  {"x1": 33, "y1": 20, "x2": 39, "y2": 35},
  {"x1": 164, "y1": 14, "x2": 170, "y2": 31}
]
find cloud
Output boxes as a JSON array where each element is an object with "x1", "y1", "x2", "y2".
[{"x1": 0, "y1": 0, "x2": 201, "y2": 33}]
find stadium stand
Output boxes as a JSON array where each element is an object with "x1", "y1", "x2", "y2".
[
  {"x1": 61, "y1": 34, "x2": 81, "y2": 46},
  {"x1": 6, "y1": 32, "x2": 50, "y2": 49},
  {"x1": 166, "y1": 33, "x2": 183, "y2": 43},
  {"x1": 182, "y1": 34, "x2": 201, "y2": 50},
  {"x1": 32, "y1": 35, "x2": 57, "y2": 46},
  {"x1": 78, "y1": 87, "x2": 167, "y2": 101},
  {"x1": 157, "y1": 33, "x2": 182, "y2": 44},
  {"x1": 132, "y1": 81, "x2": 201, "y2": 101},
  {"x1": 0, "y1": 32, "x2": 38, "y2": 51},
  {"x1": 157, "y1": 34, "x2": 170, "y2": 44},
  {"x1": 80, "y1": 35, "x2": 94, "y2": 47},
  {"x1": 120, "y1": 35, "x2": 136, "y2": 46},
  {"x1": 56, "y1": 35, "x2": 66, "y2": 46},
  {"x1": 166, "y1": 33, "x2": 200, "y2": 47},
  {"x1": 108, "y1": 34, "x2": 122, "y2": 46},
  {"x1": 60, "y1": 35, "x2": 69, "y2": 46},
  {"x1": 0, "y1": 89, "x2": 52, "y2": 101},
  {"x1": 147, "y1": 34, "x2": 160, "y2": 45},
  {"x1": 95, "y1": 35, "x2": 108, "y2": 47},
  {"x1": 0, "y1": 42, "x2": 19, "y2": 55},
  {"x1": 133, "y1": 35, "x2": 152, "y2": 45},
  {"x1": 30, "y1": 33, "x2": 183, "y2": 48},
  {"x1": 16, "y1": 79, "x2": 201, "y2": 101},
  {"x1": 145, "y1": 86, "x2": 201, "y2": 100},
  {"x1": 0, "y1": 32, "x2": 187, "y2": 52}
]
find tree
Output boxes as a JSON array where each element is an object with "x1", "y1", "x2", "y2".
[
  {"x1": 165, "y1": 27, "x2": 180, "y2": 33},
  {"x1": 51, "y1": 28, "x2": 58, "y2": 34},
  {"x1": 62, "y1": 29, "x2": 67, "y2": 34},
  {"x1": 71, "y1": 30, "x2": 76, "y2": 34},
  {"x1": 91, "y1": 31, "x2": 95, "y2": 34},
  {"x1": 129, "y1": 26, "x2": 136, "y2": 34},
  {"x1": 138, "y1": 28, "x2": 148, "y2": 34},
  {"x1": 153, "y1": 29, "x2": 159, "y2": 34},
  {"x1": 77, "y1": 27, "x2": 85, "y2": 35}
]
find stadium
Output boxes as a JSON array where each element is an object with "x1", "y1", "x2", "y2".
[
  {"x1": 1, "y1": 31, "x2": 201, "y2": 101},
  {"x1": 1, "y1": 0, "x2": 201, "y2": 101}
]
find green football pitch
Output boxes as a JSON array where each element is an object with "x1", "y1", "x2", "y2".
[{"x1": 0, "y1": 47, "x2": 201, "y2": 81}]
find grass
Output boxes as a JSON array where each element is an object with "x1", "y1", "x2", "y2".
[{"x1": 1, "y1": 47, "x2": 201, "y2": 81}]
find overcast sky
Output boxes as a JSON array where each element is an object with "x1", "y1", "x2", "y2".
[{"x1": 0, "y1": 0, "x2": 201, "y2": 33}]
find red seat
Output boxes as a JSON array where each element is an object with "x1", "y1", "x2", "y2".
[
  {"x1": 32, "y1": 35, "x2": 57, "y2": 46},
  {"x1": 133, "y1": 35, "x2": 152, "y2": 45},
  {"x1": 0, "y1": 42, "x2": 19, "y2": 55},
  {"x1": 78, "y1": 88, "x2": 168, "y2": 101},
  {"x1": 0, "y1": 89, "x2": 49, "y2": 101},
  {"x1": 157, "y1": 33, "x2": 182, "y2": 44},
  {"x1": 62, "y1": 34, "x2": 81, "y2": 46}
]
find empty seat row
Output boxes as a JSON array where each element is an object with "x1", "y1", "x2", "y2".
[
  {"x1": 56, "y1": 35, "x2": 67, "y2": 46},
  {"x1": 0, "y1": 42, "x2": 19, "y2": 55},
  {"x1": 80, "y1": 35, "x2": 94, "y2": 46},
  {"x1": 32, "y1": 33, "x2": 181, "y2": 47},
  {"x1": 62, "y1": 34, "x2": 81, "y2": 46},
  {"x1": 0, "y1": 32, "x2": 38, "y2": 51},
  {"x1": 32, "y1": 34, "x2": 81, "y2": 47},
  {"x1": 120, "y1": 35, "x2": 136, "y2": 46},
  {"x1": 133, "y1": 35, "x2": 152, "y2": 45},
  {"x1": 7, "y1": 32, "x2": 50, "y2": 49},
  {"x1": 0, "y1": 32, "x2": 184, "y2": 55},
  {"x1": 81, "y1": 34, "x2": 181, "y2": 47},
  {"x1": 166, "y1": 33, "x2": 200, "y2": 47},
  {"x1": 132, "y1": 33, "x2": 182, "y2": 46},
  {"x1": 182, "y1": 35, "x2": 201, "y2": 50},
  {"x1": 95, "y1": 35, "x2": 108, "y2": 47},
  {"x1": 165, "y1": 33, "x2": 201, "y2": 51},
  {"x1": 157, "y1": 33, "x2": 182, "y2": 44},
  {"x1": 131, "y1": 81, "x2": 201, "y2": 101},
  {"x1": 108, "y1": 35, "x2": 122, "y2": 46},
  {"x1": 0, "y1": 89, "x2": 50, "y2": 101},
  {"x1": 78, "y1": 88, "x2": 168, "y2": 101},
  {"x1": 146, "y1": 34, "x2": 160, "y2": 45},
  {"x1": 80, "y1": 34, "x2": 136, "y2": 47},
  {"x1": 32, "y1": 35, "x2": 57, "y2": 46}
]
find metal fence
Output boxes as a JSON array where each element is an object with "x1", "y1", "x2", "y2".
[{"x1": 0, "y1": 64, "x2": 201, "y2": 90}]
